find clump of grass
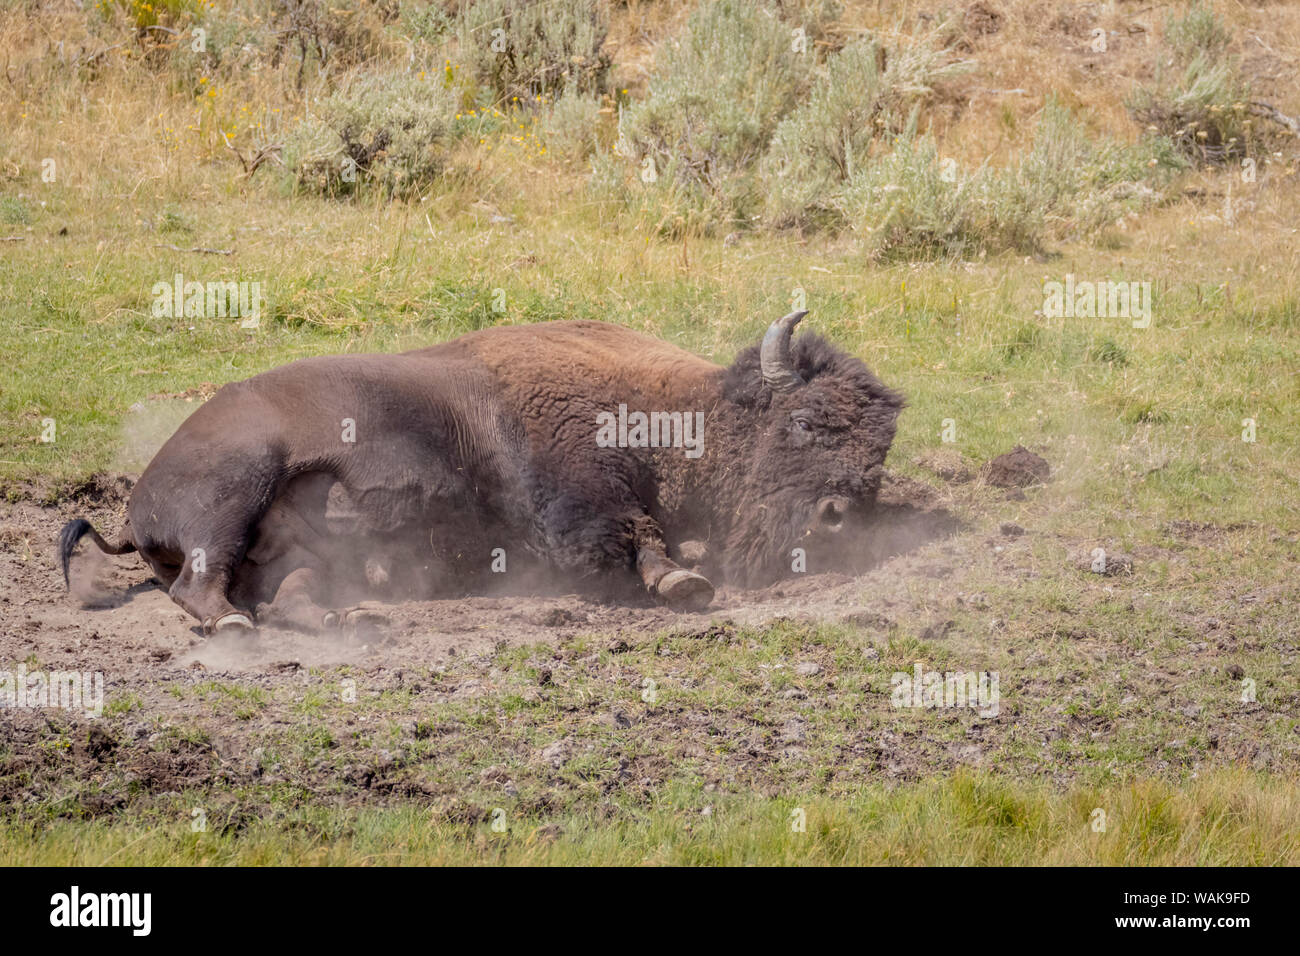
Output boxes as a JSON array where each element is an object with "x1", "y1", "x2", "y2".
[
  {"x1": 1090, "y1": 337, "x2": 1129, "y2": 367},
  {"x1": 0, "y1": 196, "x2": 31, "y2": 225},
  {"x1": 457, "y1": 0, "x2": 610, "y2": 104}
]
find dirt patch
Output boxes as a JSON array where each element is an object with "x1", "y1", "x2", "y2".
[
  {"x1": 2, "y1": 473, "x2": 1296, "y2": 827},
  {"x1": 0, "y1": 472, "x2": 960, "y2": 676},
  {"x1": 913, "y1": 448, "x2": 974, "y2": 484}
]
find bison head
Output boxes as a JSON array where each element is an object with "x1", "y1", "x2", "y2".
[{"x1": 717, "y1": 311, "x2": 904, "y2": 587}]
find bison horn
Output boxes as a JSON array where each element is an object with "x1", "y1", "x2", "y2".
[{"x1": 760, "y1": 310, "x2": 808, "y2": 393}]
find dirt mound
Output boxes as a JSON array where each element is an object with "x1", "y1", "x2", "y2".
[{"x1": 982, "y1": 446, "x2": 1050, "y2": 488}]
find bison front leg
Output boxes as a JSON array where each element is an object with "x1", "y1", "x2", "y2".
[
  {"x1": 538, "y1": 491, "x2": 714, "y2": 609},
  {"x1": 629, "y1": 516, "x2": 714, "y2": 611}
]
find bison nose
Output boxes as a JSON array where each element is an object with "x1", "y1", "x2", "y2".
[{"x1": 814, "y1": 496, "x2": 850, "y2": 533}]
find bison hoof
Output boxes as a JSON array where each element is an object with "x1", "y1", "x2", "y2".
[
  {"x1": 211, "y1": 612, "x2": 255, "y2": 634},
  {"x1": 656, "y1": 569, "x2": 715, "y2": 611},
  {"x1": 342, "y1": 607, "x2": 390, "y2": 640}
]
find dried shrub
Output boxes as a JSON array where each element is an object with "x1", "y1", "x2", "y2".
[{"x1": 456, "y1": 0, "x2": 610, "y2": 103}]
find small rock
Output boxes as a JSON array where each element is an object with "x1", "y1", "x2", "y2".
[
  {"x1": 794, "y1": 661, "x2": 821, "y2": 677},
  {"x1": 1073, "y1": 549, "x2": 1134, "y2": 576},
  {"x1": 1225, "y1": 664, "x2": 1245, "y2": 680},
  {"x1": 999, "y1": 522, "x2": 1025, "y2": 536},
  {"x1": 539, "y1": 739, "x2": 573, "y2": 768}
]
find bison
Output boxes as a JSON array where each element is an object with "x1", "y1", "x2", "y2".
[{"x1": 60, "y1": 312, "x2": 903, "y2": 634}]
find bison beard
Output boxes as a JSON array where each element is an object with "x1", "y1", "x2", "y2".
[{"x1": 59, "y1": 314, "x2": 903, "y2": 636}]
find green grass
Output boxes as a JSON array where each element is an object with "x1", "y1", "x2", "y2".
[
  {"x1": 1, "y1": 768, "x2": 1293, "y2": 865},
  {"x1": 4, "y1": 183, "x2": 1298, "y2": 530}
]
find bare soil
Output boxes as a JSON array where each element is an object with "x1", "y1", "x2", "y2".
[
  {"x1": 3, "y1": 466, "x2": 1295, "y2": 823},
  {"x1": 2, "y1": 472, "x2": 958, "y2": 675}
]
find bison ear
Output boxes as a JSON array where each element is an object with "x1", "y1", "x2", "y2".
[{"x1": 760, "y1": 310, "x2": 807, "y2": 393}]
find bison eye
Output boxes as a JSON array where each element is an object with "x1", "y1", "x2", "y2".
[{"x1": 793, "y1": 417, "x2": 812, "y2": 432}]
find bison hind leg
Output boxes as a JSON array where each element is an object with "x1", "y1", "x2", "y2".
[
  {"x1": 253, "y1": 566, "x2": 389, "y2": 637},
  {"x1": 166, "y1": 559, "x2": 255, "y2": 635}
]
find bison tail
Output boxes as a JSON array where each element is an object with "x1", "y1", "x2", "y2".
[{"x1": 58, "y1": 517, "x2": 136, "y2": 589}]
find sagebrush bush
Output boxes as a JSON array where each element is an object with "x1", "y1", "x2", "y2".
[
  {"x1": 456, "y1": 0, "x2": 610, "y2": 103},
  {"x1": 541, "y1": 88, "x2": 605, "y2": 161},
  {"x1": 1162, "y1": 1, "x2": 1231, "y2": 60},
  {"x1": 835, "y1": 131, "x2": 988, "y2": 259},
  {"x1": 833, "y1": 101, "x2": 1182, "y2": 260},
  {"x1": 772, "y1": 0, "x2": 845, "y2": 50},
  {"x1": 400, "y1": 1, "x2": 455, "y2": 43},
  {"x1": 606, "y1": 0, "x2": 810, "y2": 232},
  {"x1": 1129, "y1": 3, "x2": 1257, "y2": 165},
  {"x1": 759, "y1": 32, "x2": 971, "y2": 230},
  {"x1": 284, "y1": 71, "x2": 461, "y2": 197},
  {"x1": 1005, "y1": 104, "x2": 1180, "y2": 240},
  {"x1": 589, "y1": 146, "x2": 742, "y2": 237}
]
